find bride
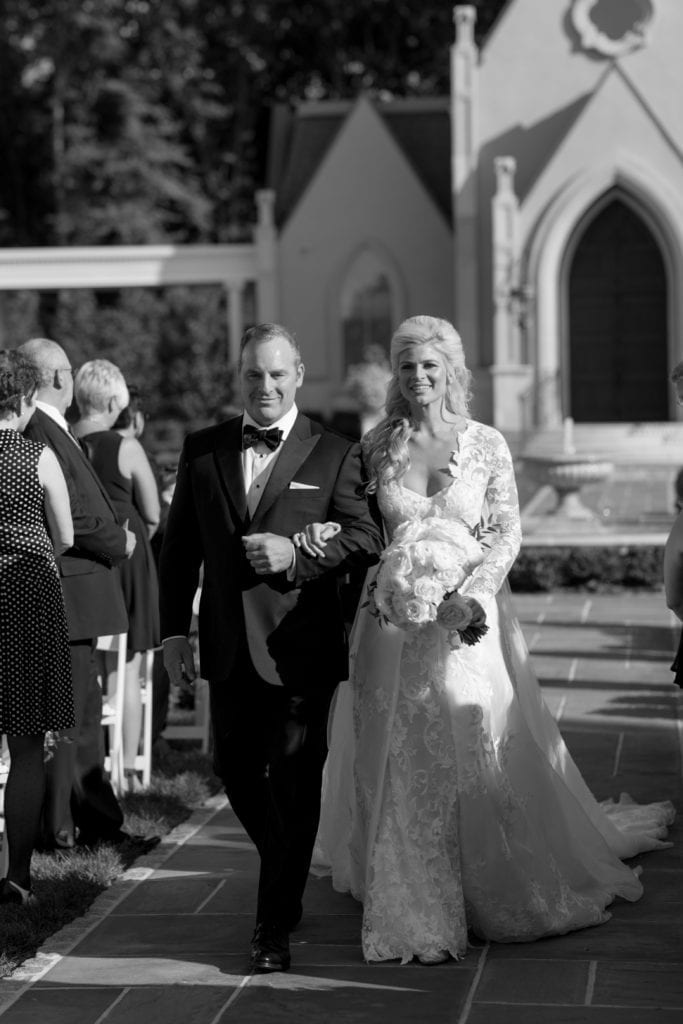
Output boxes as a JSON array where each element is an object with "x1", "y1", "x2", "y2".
[{"x1": 305, "y1": 314, "x2": 675, "y2": 965}]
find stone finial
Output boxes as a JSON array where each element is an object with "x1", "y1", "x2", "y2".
[
  {"x1": 453, "y1": 5, "x2": 477, "y2": 46},
  {"x1": 494, "y1": 156, "x2": 517, "y2": 196},
  {"x1": 256, "y1": 189, "x2": 275, "y2": 229}
]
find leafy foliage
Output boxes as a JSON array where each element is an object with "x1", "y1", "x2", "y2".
[
  {"x1": 510, "y1": 545, "x2": 665, "y2": 592},
  {"x1": 0, "y1": 0, "x2": 508, "y2": 427}
]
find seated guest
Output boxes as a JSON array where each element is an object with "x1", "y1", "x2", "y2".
[
  {"x1": 0, "y1": 351, "x2": 74, "y2": 905},
  {"x1": 19, "y1": 338, "x2": 158, "y2": 853},
  {"x1": 74, "y1": 365, "x2": 161, "y2": 793}
]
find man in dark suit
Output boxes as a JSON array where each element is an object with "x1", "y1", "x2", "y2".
[
  {"x1": 19, "y1": 338, "x2": 153, "y2": 851},
  {"x1": 160, "y1": 323, "x2": 383, "y2": 972}
]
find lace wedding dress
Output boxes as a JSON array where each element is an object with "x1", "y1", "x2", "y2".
[{"x1": 314, "y1": 420, "x2": 675, "y2": 963}]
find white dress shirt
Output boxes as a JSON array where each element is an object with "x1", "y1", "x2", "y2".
[{"x1": 241, "y1": 404, "x2": 299, "y2": 517}]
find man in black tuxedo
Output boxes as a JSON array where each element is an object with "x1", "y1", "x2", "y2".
[
  {"x1": 160, "y1": 323, "x2": 383, "y2": 972},
  {"x1": 19, "y1": 338, "x2": 149, "y2": 851}
]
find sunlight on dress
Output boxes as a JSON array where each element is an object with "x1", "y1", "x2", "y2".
[{"x1": 313, "y1": 421, "x2": 675, "y2": 964}]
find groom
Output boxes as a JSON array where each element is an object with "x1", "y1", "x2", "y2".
[{"x1": 160, "y1": 322, "x2": 383, "y2": 972}]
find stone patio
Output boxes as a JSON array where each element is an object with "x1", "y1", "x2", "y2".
[{"x1": 0, "y1": 592, "x2": 681, "y2": 1023}]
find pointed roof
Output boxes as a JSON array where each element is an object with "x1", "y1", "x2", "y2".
[{"x1": 266, "y1": 95, "x2": 451, "y2": 227}]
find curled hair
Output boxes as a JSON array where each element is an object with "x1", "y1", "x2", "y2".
[
  {"x1": 74, "y1": 359, "x2": 129, "y2": 416},
  {"x1": 0, "y1": 350, "x2": 40, "y2": 419},
  {"x1": 363, "y1": 315, "x2": 472, "y2": 493}
]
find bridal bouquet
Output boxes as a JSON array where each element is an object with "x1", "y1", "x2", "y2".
[{"x1": 369, "y1": 516, "x2": 489, "y2": 648}]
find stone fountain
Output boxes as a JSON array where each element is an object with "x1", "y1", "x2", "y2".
[{"x1": 520, "y1": 418, "x2": 615, "y2": 537}]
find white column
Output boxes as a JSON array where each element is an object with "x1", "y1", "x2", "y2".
[
  {"x1": 225, "y1": 281, "x2": 244, "y2": 367},
  {"x1": 254, "y1": 189, "x2": 279, "y2": 321},
  {"x1": 451, "y1": 5, "x2": 479, "y2": 365},
  {"x1": 491, "y1": 156, "x2": 520, "y2": 366},
  {"x1": 490, "y1": 156, "x2": 533, "y2": 433},
  {"x1": 451, "y1": 6, "x2": 478, "y2": 195}
]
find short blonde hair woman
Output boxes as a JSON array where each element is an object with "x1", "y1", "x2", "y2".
[{"x1": 74, "y1": 363, "x2": 160, "y2": 793}]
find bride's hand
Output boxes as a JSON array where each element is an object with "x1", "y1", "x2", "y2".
[{"x1": 292, "y1": 521, "x2": 341, "y2": 559}]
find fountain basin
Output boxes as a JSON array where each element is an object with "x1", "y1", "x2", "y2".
[{"x1": 521, "y1": 453, "x2": 615, "y2": 534}]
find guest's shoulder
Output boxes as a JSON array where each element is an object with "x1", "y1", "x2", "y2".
[{"x1": 20, "y1": 434, "x2": 46, "y2": 459}]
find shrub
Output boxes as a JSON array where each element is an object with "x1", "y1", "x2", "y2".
[{"x1": 509, "y1": 545, "x2": 664, "y2": 592}]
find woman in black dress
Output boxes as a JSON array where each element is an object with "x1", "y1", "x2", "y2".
[
  {"x1": 0, "y1": 351, "x2": 74, "y2": 905},
  {"x1": 73, "y1": 361, "x2": 160, "y2": 792}
]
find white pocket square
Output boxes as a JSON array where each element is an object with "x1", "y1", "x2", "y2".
[{"x1": 289, "y1": 481, "x2": 320, "y2": 490}]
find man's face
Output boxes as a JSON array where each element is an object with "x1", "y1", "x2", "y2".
[{"x1": 239, "y1": 336, "x2": 304, "y2": 426}]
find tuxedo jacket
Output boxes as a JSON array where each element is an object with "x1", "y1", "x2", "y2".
[
  {"x1": 159, "y1": 412, "x2": 383, "y2": 693},
  {"x1": 24, "y1": 407, "x2": 128, "y2": 642}
]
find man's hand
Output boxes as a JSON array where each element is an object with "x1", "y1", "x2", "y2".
[
  {"x1": 243, "y1": 532, "x2": 296, "y2": 574},
  {"x1": 292, "y1": 521, "x2": 341, "y2": 558},
  {"x1": 163, "y1": 636, "x2": 197, "y2": 688}
]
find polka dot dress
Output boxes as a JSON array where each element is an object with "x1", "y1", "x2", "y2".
[{"x1": 0, "y1": 428, "x2": 74, "y2": 736}]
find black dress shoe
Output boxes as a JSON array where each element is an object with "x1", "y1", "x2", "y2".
[
  {"x1": 0, "y1": 878, "x2": 35, "y2": 906},
  {"x1": 250, "y1": 921, "x2": 291, "y2": 972}
]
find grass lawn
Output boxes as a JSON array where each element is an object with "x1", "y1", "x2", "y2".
[{"x1": 0, "y1": 742, "x2": 221, "y2": 979}]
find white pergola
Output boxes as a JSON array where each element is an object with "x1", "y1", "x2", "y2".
[{"x1": 0, "y1": 190, "x2": 279, "y2": 364}]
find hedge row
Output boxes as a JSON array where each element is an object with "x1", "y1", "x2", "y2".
[{"x1": 509, "y1": 545, "x2": 664, "y2": 592}]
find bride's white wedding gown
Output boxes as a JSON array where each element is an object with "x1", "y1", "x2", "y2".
[{"x1": 314, "y1": 420, "x2": 675, "y2": 963}]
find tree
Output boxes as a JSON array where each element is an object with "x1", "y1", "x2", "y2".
[{"x1": 0, "y1": 0, "x2": 509, "y2": 430}]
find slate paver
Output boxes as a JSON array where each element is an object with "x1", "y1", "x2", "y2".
[
  {"x1": 474, "y1": 958, "x2": 590, "y2": 1005},
  {"x1": 0, "y1": 592, "x2": 680, "y2": 1024},
  {"x1": 592, "y1": 961, "x2": 683, "y2": 1008}
]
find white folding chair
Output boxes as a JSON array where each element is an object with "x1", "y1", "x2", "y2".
[
  {"x1": 97, "y1": 633, "x2": 126, "y2": 796},
  {"x1": 0, "y1": 736, "x2": 9, "y2": 876},
  {"x1": 134, "y1": 649, "x2": 155, "y2": 788}
]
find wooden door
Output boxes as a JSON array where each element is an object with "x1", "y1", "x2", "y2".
[{"x1": 568, "y1": 199, "x2": 667, "y2": 421}]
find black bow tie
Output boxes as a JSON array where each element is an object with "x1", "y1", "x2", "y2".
[{"x1": 242, "y1": 424, "x2": 284, "y2": 452}]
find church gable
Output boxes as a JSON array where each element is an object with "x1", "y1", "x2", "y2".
[
  {"x1": 479, "y1": 0, "x2": 683, "y2": 155},
  {"x1": 270, "y1": 95, "x2": 451, "y2": 230},
  {"x1": 521, "y1": 62, "x2": 683, "y2": 233}
]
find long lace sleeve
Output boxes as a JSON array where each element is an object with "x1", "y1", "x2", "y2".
[{"x1": 462, "y1": 429, "x2": 522, "y2": 605}]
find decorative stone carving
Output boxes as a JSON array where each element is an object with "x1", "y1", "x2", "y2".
[
  {"x1": 569, "y1": 0, "x2": 654, "y2": 59},
  {"x1": 453, "y1": 5, "x2": 476, "y2": 43}
]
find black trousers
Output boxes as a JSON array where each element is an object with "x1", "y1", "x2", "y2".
[
  {"x1": 209, "y1": 644, "x2": 333, "y2": 928},
  {"x1": 43, "y1": 640, "x2": 124, "y2": 845}
]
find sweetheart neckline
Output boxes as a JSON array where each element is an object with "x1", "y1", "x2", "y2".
[{"x1": 396, "y1": 420, "x2": 471, "y2": 500}]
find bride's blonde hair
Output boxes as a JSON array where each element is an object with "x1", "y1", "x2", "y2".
[{"x1": 363, "y1": 315, "x2": 472, "y2": 493}]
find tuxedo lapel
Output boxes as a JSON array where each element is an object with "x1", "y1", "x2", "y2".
[
  {"x1": 214, "y1": 417, "x2": 248, "y2": 524},
  {"x1": 249, "y1": 415, "x2": 321, "y2": 528}
]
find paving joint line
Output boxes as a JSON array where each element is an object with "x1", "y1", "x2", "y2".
[
  {"x1": 456, "y1": 943, "x2": 489, "y2": 1024},
  {"x1": 0, "y1": 793, "x2": 230, "y2": 1016},
  {"x1": 92, "y1": 986, "x2": 130, "y2": 1024}
]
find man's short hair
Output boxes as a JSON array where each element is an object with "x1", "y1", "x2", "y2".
[
  {"x1": 238, "y1": 323, "x2": 301, "y2": 368},
  {"x1": 17, "y1": 337, "x2": 67, "y2": 388},
  {"x1": 671, "y1": 361, "x2": 683, "y2": 384},
  {"x1": 74, "y1": 360, "x2": 129, "y2": 416}
]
